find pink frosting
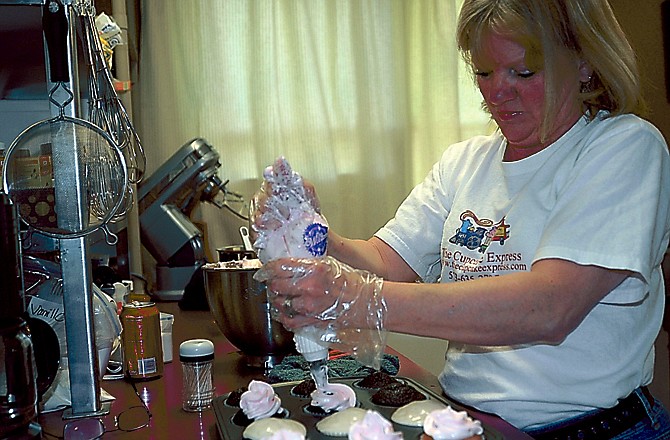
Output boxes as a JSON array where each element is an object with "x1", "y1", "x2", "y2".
[
  {"x1": 423, "y1": 406, "x2": 483, "y2": 440},
  {"x1": 310, "y1": 383, "x2": 357, "y2": 412},
  {"x1": 348, "y1": 410, "x2": 403, "y2": 440},
  {"x1": 240, "y1": 380, "x2": 283, "y2": 420}
]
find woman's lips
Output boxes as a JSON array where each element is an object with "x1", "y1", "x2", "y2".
[{"x1": 495, "y1": 110, "x2": 522, "y2": 122}]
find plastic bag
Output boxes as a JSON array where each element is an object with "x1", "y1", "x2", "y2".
[{"x1": 23, "y1": 257, "x2": 121, "y2": 412}]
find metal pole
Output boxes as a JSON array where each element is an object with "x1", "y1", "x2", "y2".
[{"x1": 43, "y1": 0, "x2": 103, "y2": 417}]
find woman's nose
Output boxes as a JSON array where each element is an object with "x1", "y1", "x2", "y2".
[{"x1": 487, "y1": 75, "x2": 516, "y2": 105}]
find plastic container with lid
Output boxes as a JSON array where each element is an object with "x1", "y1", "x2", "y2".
[{"x1": 179, "y1": 339, "x2": 215, "y2": 411}]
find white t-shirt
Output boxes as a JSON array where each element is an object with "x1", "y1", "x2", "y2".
[{"x1": 375, "y1": 113, "x2": 670, "y2": 429}]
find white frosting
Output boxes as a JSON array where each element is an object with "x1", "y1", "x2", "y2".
[
  {"x1": 267, "y1": 429, "x2": 306, "y2": 440},
  {"x1": 316, "y1": 407, "x2": 368, "y2": 436},
  {"x1": 348, "y1": 410, "x2": 403, "y2": 440},
  {"x1": 240, "y1": 380, "x2": 283, "y2": 420},
  {"x1": 311, "y1": 383, "x2": 357, "y2": 412},
  {"x1": 254, "y1": 157, "x2": 328, "y2": 263},
  {"x1": 243, "y1": 418, "x2": 307, "y2": 440},
  {"x1": 423, "y1": 406, "x2": 484, "y2": 440},
  {"x1": 391, "y1": 400, "x2": 447, "y2": 427}
]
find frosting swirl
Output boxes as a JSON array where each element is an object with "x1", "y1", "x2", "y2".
[
  {"x1": 240, "y1": 380, "x2": 283, "y2": 420},
  {"x1": 311, "y1": 383, "x2": 357, "y2": 412},
  {"x1": 423, "y1": 406, "x2": 483, "y2": 440},
  {"x1": 348, "y1": 410, "x2": 403, "y2": 440}
]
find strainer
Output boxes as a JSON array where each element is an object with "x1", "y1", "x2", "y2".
[{"x1": 2, "y1": 1, "x2": 128, "y2": 243}]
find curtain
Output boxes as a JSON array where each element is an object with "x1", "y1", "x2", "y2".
[{"x1": 135, "y1": 0, "x2": 491, "y2": 264}]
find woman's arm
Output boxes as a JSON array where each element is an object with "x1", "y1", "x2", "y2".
[
  {"x1": 327, "y1": 231, "x2": 419, "y2": 282},
  {"x1": 287, "y1": 229, "x2": 633, "y2": 346},
  {"x1": 382, "y1": 259, "x2": 631, "y2": 345},
  {"x1": 262, "y1": 254, "x2": 630, "y2": 346}
]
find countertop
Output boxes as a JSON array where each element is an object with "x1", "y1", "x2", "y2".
[{"x1": 38, "y1": 302, "x2": 532, "y2": 439}]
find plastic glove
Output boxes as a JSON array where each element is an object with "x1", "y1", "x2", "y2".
[
  {"x1": 255, "y1": 256, "x2": 387, "y2": 369},
  {"x1": 249, "y1": 157, "x2": 327, "y2": 263}
]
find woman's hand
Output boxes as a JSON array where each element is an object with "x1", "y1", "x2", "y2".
[
  {"x1": 248, "y1": 178, "x2": 322, "y2": 244},
  {"x1": 254, "y1": 256, "x2": 385, "y2": 331}
]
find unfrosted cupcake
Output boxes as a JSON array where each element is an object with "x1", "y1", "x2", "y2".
[
  {"x1": 316, "y1": 407, "x2": 368, "y2": 436},
  {"x1": 370, "y1": 382, "x2": 426, "y2": 407},
  {"x1": 243, "y1": 418, "x2": 307, "y2": 440},
  {"x1": 356, "y1": 371, "x2": 398, "y2": 389},
  {"x1": 290, "y1": 378, "x2": 316, "y2": 398},
  {"x1": 391, "y1": 399, "x2": 447, "y2": 427}
]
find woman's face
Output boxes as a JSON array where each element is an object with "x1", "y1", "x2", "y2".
[{"x1": 474, "y1": 32, "x2": 584, "y2": 155}]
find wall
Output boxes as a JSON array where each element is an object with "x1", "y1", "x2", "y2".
[
  {"x1": 611, "y1": 0, "x2": 670, "y2": 410},
  {"x1": 611, "y1": 0, "x2": 670, "y2": 139}
]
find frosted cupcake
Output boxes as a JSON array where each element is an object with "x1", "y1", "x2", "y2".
[
  {"x1": 348, "y1": 410, "x2": 403, "y2": 440},
  {"x1": 240, "y1": 380, "x2": 285, "y2": 421},
  {"x1": 421, "y1": 406, "x2": 484, "y2": 440}
]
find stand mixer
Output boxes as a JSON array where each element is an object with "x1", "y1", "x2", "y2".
[{"x1": 138, "y1": 138, "x2": 236, "y2": 301}]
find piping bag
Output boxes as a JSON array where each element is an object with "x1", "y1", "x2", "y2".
[{"x1": 252, "y1": 157, "x2": 331, "y2": 387}]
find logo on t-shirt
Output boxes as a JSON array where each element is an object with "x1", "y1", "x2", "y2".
[{"x1": 448, "y1": 210, "x2": 509, "y2": 253}]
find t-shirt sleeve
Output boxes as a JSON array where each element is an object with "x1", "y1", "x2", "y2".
[
  {"x1": 375, "y1": 158, "x2": 452, "y2": 283},
  {"x1": 534, "y1": 116, "x2": 670, "y2": 303}
]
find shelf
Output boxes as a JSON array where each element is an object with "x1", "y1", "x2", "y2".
[{"x1": 0, "y1": 1, "x2": 44, "y2": 5}]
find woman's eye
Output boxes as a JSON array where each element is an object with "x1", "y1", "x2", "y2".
[
  {"x1": 474, "y1": 71, "x2": 490, "y2": 78},
  {"x1": 516, "y1": 70, "x2": 535, "y2": 79}
]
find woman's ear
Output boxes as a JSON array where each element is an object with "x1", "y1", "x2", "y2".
[{"x1": 578, "y1": 60, "x2": 593, "y2": 83}]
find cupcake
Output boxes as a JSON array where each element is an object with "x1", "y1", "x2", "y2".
[
  {"x1": 311, "y1": 383, "x2": 357, "y2": 412},
  {"x1": 240, "y1": 380, "x2": 285, "y2": 421},
  {"x1": 243, "y1": 418, "x2": 307, "y2": 440},
  {"x1": 421, "y1": 406, "x2": 484, "y2": 440},
  {"x1": 370, "y1": 382, "x2": 426, "y2": 407},
  {"x1": 226, "y1": 386, "x2": 248, "y2": 407},
  {"x1": 391, "y1": 399, "x2": 447, "y2": 427},
  {"x1": 291, "y1": 378, "x2": 316, "y2": 398},
  {"x1": 348, "y1": 410, "x2": 402, "y2": 440},
  {"x1": 356, "y1": 371, "x2": 398, "y2": 389},
  {"x1": 316, "y1": 407, "x2": 368, "y2": 436}
]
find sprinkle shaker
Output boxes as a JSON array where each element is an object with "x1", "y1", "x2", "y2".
[{"x1": 180, "y1": 339, "x2": 215, "y2": 411}]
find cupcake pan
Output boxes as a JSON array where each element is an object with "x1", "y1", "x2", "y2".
[{"x1": 213, "y1": 377, "x2": 504, "y2": 439}]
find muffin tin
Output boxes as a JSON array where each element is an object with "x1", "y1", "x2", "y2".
[{"x1": 213, "y1": 377, "x2": 504, "y2": 439}]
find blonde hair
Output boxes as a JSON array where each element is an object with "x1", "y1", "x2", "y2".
[{"x1": 456, "y1": 0, "x2": 645, "y2": 138}]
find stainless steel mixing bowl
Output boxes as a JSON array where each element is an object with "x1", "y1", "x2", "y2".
[{"x1": 203, "y1": 265, "x2": 295, "y2": 369}]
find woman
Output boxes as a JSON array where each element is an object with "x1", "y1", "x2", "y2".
[{"x1": 253, "y1": 0, "x2": 670, "y2": 438}]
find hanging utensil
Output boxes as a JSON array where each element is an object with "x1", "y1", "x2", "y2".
[
  {"x1": 77, "y1": 3, "x2": 146, "y2": 185},
  {"x1": 2, "y1": 1, "x2": 128, "y2": 244}
]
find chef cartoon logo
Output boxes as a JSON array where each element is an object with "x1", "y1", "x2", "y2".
[
  {"x1": 449, "y1": 210, "x2": 509, "y2": 253},
  {"x1": 304, "y1": 222, "x2": 328, "y2": 257}
]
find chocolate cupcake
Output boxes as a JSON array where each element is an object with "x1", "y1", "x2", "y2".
[
  {"x1": 225, "y1": 386, "x2": 248, "y2": 407},
  {"x1": 291, "y1": 378, "x2": 316, "y2": 398},
  {"x1": 303, "y1": 404, "x2": 329, "y2": 417},
  {"x1": 371, "y1": 382, "x2": 427, "y2": 407},
  {"x1": 356, "y1": 371, "x2": 398, "y2": 389}
]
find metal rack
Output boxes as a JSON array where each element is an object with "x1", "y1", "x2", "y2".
[{"x1": 1, "y1": 0, "x2": 104, "y2": 418}]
